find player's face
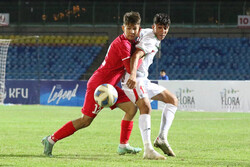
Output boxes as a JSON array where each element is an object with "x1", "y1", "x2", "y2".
[
  {"x1": 122, "y1": 24, "x2": 140, "y2": 41},
  {"x1": 152, "y1": 24, "x2": 169, "y2": 40}
]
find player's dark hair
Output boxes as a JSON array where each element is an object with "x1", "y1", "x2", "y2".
[
  {"x1": 160, "y1": 69, "x2": 166, "y2": 73},
  {"x1": 123, "y1": 11, "x2": 141, "y2": 25},
  {"x1": 153, "y1": 13, "x2": 171, "y2": 26}
]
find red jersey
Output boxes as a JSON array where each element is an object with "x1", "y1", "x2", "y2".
[
  {"x1": 82, "y1": 34, "x2": 141, "y2": 117},
  {"x1": 88, "y1": 34, "x2": 136, "y2": 88}
]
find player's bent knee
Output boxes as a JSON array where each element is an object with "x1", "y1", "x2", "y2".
[
  {"x1": 166, "y1": 93, "x2": 178, "y2": 107},
  {"x1": 138, "y1": 104, "x2": 151, "y2": 114},
  {"x1": 136, "y1": 98, "x2": 152, "y2": 114}
]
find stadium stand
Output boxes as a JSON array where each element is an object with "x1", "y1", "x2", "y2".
[
  {"x1": 3, "y1": 35, "x2": 250, "y2": 81},
  {"x1": 148, "y1": 37, "x2": 250, "y2": 80},
  {"x1": 4, "y1": 35, "x2": 108, "y2": 80}
]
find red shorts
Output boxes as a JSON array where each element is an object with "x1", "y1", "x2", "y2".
[{"x1": 81, "y1": 85, "x2": 130, "y2": 118}]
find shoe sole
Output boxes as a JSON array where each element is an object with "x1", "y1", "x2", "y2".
[
  {"x1": 117, "y1": 148, "x2": 141, "y2": 155},
  {"x1": 143, "y1": 153, "x2": 166, "y2": 160},
  {"x1": 154, "y1": 142, "x2": 176, "y2": 157},
  {"x1": 143, "y1": 156, "x2": 166, "y2": 160}
]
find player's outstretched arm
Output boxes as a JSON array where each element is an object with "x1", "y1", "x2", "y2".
[{"x1": 126, "y1": 49, "x2": 144, "y2": 89}]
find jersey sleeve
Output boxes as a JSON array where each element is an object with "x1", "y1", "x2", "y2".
[
  {"x1": 119, "y1": 40, "x2": 132, "y2": 73},
  {"x1": 136, "y1": 34, "x2": 157, "y2": 55}
]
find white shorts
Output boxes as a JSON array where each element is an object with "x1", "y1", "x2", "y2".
[{"x1": 121, "y1": 73, "x2": 165, "y2": 103}]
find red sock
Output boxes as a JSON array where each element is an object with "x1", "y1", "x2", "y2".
[
  {"x1": 51, "y1": 121, "x2": 76, "y2": 142},
  {"x1": 120, "y1": 120, "x2": 133, "y2": 144}
]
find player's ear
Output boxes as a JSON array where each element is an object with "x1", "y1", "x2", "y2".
[
  {"x1": 136, "y1": 27, "x2": 141, "y2": 37},
  {"x1": 138, "y1": 27, "x2": 141, "y2": 37},
  {"x1": 122, "y1": 25, "x2": 125, "y2": 32},
  {"x1": 152, "y1": 24, "x2": 155, "y2": 30}
]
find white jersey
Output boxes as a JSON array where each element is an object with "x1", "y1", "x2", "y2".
[
  {"x1": 121, "y1": 28, "x2": 165, "y2": 103},
  {"x1": 136, "y1": 28, "x2": 161, "y2": 78}
]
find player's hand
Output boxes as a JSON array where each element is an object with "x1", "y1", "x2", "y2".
[{"x1": 126, "y1": 75, "x2": 136, "y2": 89}]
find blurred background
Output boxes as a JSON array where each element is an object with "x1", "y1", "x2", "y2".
[{"x1": 0, "y1": 0, "x2": 249, "y2": 80}]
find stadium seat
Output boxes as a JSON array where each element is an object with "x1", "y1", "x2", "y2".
[
  {"x1": 5, "y1": 36, "x2": 249, "y2": 80},
  {"x1": 5, "y1": 35, "x2": 106, "y2": 80},
  {"x1": 150, "y1": 37, "x2": 250, "y2": 80}
]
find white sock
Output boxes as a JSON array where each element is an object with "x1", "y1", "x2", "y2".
[
  {"x1": 158, "y1": 103, "x2": 177, "y2": 141},
  {"x1": 48, "y1": 136, "x2": 55, "y2": 145},
  {"x1": 119, "y1": 143, "x2": 129, "y2": 148},
  {"x1": 139, "y1": 114, "x2": 154, "y2": 151}
]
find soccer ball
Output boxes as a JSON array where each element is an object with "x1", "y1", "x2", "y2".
[{"x1": 94, "y1": 84, "x2": 118, "y2": 107}]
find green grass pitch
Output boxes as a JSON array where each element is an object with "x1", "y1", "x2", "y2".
[{"x1": 0, "y1": 105, "x2": 249, "y2": 167}]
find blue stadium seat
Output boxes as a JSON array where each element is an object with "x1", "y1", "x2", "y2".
[
  {"x1": 6, "y1": 40, "x2": 103, "y2": 80},
  {"x1": 148, "y1": 37, "x2": 250, "y2": 80},
  {"x1": 5, "y1": 36, "x2": 249, "y2": 80}
]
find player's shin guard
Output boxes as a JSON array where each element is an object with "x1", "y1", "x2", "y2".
[
  {"x1": 120, "y1": 120, "x2": 133, "y2": 144},
  {"x1": 158, "y1": 103, "x2": 177, "y2": 140},
  {"x1": 139, "y1": 114, "x2": 154, "y2": 151},
  {"x1": 51, "y1": 121, "x2": 76, "y2": 143}
]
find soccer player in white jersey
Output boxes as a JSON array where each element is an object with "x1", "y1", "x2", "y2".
[{"x1": 122, "y1": 13, "x2": 178, "y2": 160}]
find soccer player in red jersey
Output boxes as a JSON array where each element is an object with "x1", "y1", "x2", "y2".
[{"x1": 41, "y1": 11, "x2": 142, "y2": 157}]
